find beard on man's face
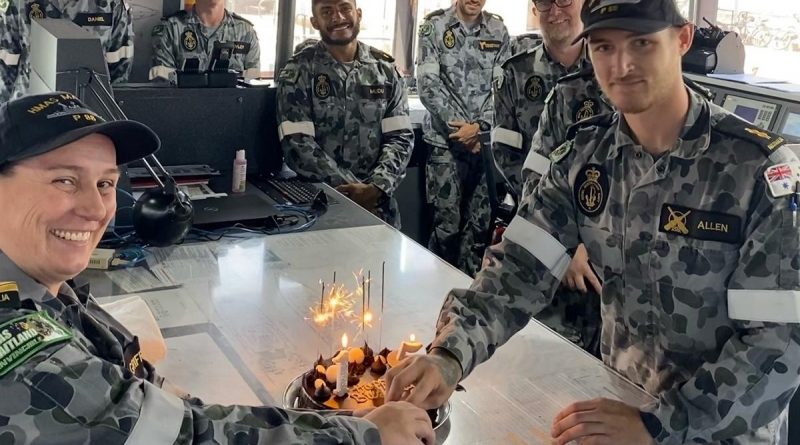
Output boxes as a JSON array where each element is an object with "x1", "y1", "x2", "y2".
[{"x1": 320, "y1": 21, "x2": 361, "y2": 46}]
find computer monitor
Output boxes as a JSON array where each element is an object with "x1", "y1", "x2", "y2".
[
  {"x1": 721, "y1": 94, "x2": 780, "y2": 130},
  {"x1": 28, "y1": 18, "x2": 113, "y2": 120},
  {"x1": 780, "y1": 110, "x2": 800, "y2": 139}
]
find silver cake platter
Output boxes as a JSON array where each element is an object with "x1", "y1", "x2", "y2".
[{"x1": 283, "y1": 373, "x2": 451, "y2": 431}]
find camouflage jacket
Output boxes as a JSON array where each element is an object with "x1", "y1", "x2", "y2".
[
  {"x1": 521, "y1": 72, "x2": 715, "y2": 198},
  {"x1": 0, "y1": 254, "x2": 381, "y2": 444},
  {"x1": 416, "y1": 6, "x2": 509, "y2": 148},
  {"x1": 150, "y1": 8, "x2": 260, "y2": 82},
  {"x1": 492, "y1": 43, "x2": 591, "y2": 194},
  {"x1": 0, "y1": 0, "x2": 133, "y2": 102},
  {"x1": 431, "y1": 89, "x2": 800, "y2": 444},
  {"x1": 276, "y1": 41, "x2": 413, "y2": 200}
]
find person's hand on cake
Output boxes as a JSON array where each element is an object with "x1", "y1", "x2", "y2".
[
  {"x1": 363, "y1": 401, "x2": 436, "y2": 445},
  {"x1": 385, "y1": 348, "x2": 462, "y2": 410},
  {"x1": 550, "y1": 398, "x2": 656, "y2": 445}
]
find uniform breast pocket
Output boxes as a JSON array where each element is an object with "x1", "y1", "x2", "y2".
[
  {"x1": 357, "y1": 98, "x2": 387, "y2": 125},
  {"x1": 653, "y1": 234, "x2": 740, "y2": 288},
  {"x1": 579, "y1": 226, "x2": 624, "y2": 290}
]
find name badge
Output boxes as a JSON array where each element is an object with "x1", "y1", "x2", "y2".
[
  {"x1": 659, "y1": 204, "x2": 742, "y2": 244},
  {"x1": 74, "y1": 13, "x2": 112, "y2": 26},
  {"x1": 478, "y1": 40, "x2": 501, "y2": 51},
  {"x1": 0, "y1": 282, "x2": 20, "y2": 310},
  {"x1": 233, "y1": 41, "x2": 251, "y2": 55},
  {"x1": 358, "y1": 85, "x2": 389, "y2": 99}
]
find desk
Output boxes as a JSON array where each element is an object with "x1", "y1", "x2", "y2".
[{"x1": 89, "y1": 224, "x2": 651, "y2": 444}]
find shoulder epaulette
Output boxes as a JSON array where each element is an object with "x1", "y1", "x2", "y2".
[
  {"x1": 230, "y1": 12, "x2": 254, "y2": 26},
  {"x1": 501, "y1": 47, "x2": 536, "y2": 69},
  {"x1": 566, "y1": 113, "x2": 614, "y2": 140},
  {"x1": 515, "y1": 32, "x2": 542, "y2": 41},
  {"x1": 424, "y1": 8, "x2": 445, "y2": 20},
  {"x1": 488, "y1": 12, "x2": 503, "y2": 22},
  {"x1": 557, "y1": 67, "x2": 595, "y2": 84},
  {"x1": 370, "y1": 47, "x2": 395, "y2": 63},
  {"x1": 715, "y1": 115, "x2": 787, "y2": 157}
]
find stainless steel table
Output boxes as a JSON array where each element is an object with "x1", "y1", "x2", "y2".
[{"x1": 92, "y1": 224, "x2": 651, "y2": 444}]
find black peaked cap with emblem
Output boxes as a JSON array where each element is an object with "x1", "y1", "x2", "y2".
[
  {"x1": 575, "y1": 0, "x2": 689, "y2": 43},
  {"x1": 0, "y1": 92, "x2": 160, "y2": 167}
]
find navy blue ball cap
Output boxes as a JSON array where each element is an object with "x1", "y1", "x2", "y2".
[
  {"x1": 0, "y1": 92, "x2": 160, "y2": 167},
  {"x1": 574, "y1": 0, "x2": 689, "y2": 44}
]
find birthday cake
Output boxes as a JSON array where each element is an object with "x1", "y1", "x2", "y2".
[{"x1": 300, "y1": 343, "x2": 392, "y2": 410}]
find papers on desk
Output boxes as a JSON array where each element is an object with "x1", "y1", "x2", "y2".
[
  {"x1": 106, "y1": 267, "x2": 180, "y2": 294},
  {"x1": 147, "y1": 244, "x2": 219, "y2": 284}
]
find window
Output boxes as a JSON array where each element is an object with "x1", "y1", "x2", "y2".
[
  {"x1": 227, "y1": 0, "x2": 397, "y2": 77},
  {"x1": 716, "y1": 0, "x2": 800, "y2": 82}
]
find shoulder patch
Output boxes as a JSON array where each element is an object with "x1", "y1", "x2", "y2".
[
  {"x1": 424, "y1": 8, "x2": 445, "y2": 20},
  {"x1": 566, "y1": 113, "x2": 614, "y2": 140},
  {"x1": 557, "y1": 67, "x2": 595, "y2": 84},
  {"x1": 419, "y1": 21, "x2": 433, "y2": 37},
  {"x1": 0, "y1": 282, "x2": 20, "y2": 310},
  {"x1": 230, "y1": 12, "x2": 254, "y2": 26},
  {"x1": 370, "y1": 47, "x2": 394, "y2": 63},
  {"x1": 488, "y1": 12, "x2": 503, "y2": 22},
  {"x1": 715, "y1": 115, "x2": 786, "y2": 157},
  {"x1": 0, "y1": 311, "x2": 73, "y2": 377}
]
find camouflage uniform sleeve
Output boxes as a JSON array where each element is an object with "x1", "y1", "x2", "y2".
[
  {"x1": 639, "y1": 173, "x2": 800, "y2": 445},
  {"x1": 242, "y1": 26, "x2": 260, "y2": 79},
  {"x1": 478, "y1": 27, "x2": 510, "y2": 125},
  {"x1": 491, "y1": 62, "x2": 526, "y2": 193},
  {"x1": 415, "y1": 22, "x2": 470, "y2": 131},
  {"x1": 107, "y1": 0, "x2": 134, "y2": 83},
  {"x1": 520, "y1": 92, "x2": 561, "y2": 194},
  {"x1": 276, "y1": 61, "x2": 359, "y2": 185},
  {"x1": 0, "y1": 309, "x2": 380, "y2": 444},
  {"x1": 149, "y1": 20, "x2": 176, "y2": 81},
  {"x1": 0, "y1": 1, "x2": 27, "y2": 102},
  {"x1": 430, "y1": 149, "x2": 581, "y2": 377},
  {"x1": 368, "y1": 68, "x2": 413, "y2": 196}
]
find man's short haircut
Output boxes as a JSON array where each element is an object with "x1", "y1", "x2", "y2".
[{"x1": 312, "y1": 0, "x2": 357, "y2": 8}]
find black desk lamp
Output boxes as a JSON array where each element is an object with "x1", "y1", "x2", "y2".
[{"x1": 72, "y1": 67, "x2": 193, "y2": 247}]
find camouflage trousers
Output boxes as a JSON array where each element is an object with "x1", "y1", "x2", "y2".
[
  {"x1": 535, "y1": 286, "x2": 602, "y2": 358},
  {"x1": 426, "y1": 144, "x2": 491, "y2": 277}
]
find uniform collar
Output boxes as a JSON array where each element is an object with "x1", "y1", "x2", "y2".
[
  {"x1": 607, "y1": 87, "x2": 711, "y2": 161},
  {"x1": 0, "y1": 252, "x2": 85, "y2": 311},
  {"x1": 539, "y1": 41, "x2": 591, "y2": 71},
  {"x1": 315, "y1": 41, "x2": 376, "y2": 66},
  {"x1": 445, "y1": 5, "x2": 490, "y2": 32}
]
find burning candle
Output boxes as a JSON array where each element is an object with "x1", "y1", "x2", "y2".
[
  {"x1": 334, "y1": 333, "x2": 349, "y2": 397},
  {"x1": 397, "y1": 334, "x2": 423, "y2": 361}
]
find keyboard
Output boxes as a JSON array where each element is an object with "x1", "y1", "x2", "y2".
[{"x1": 255, "y1": 178, "x2": 323, "y2": 206}]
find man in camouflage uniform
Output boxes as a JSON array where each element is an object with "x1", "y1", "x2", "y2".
[
  {"x1": 276, "y1": 0, "x2": 413, "y2": 228},
  {"x1": 417, "y1": 0, "x2": 509, "y2": 276},
  {"x1": 492, "y1": 0, "x2": 588, "y2": 196},
  {"x1": 0, "y1": 0, "x2": 133, "y2": 102},
  {"x1": 387, "y1": 1, "x2": 800, "y2": 444},
  {"x1": 150, "y1": 0, "x2": 260, "y2": 82},
  {"x1": 0, "y1": 92, "x2": 433, "y2": 444}
]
